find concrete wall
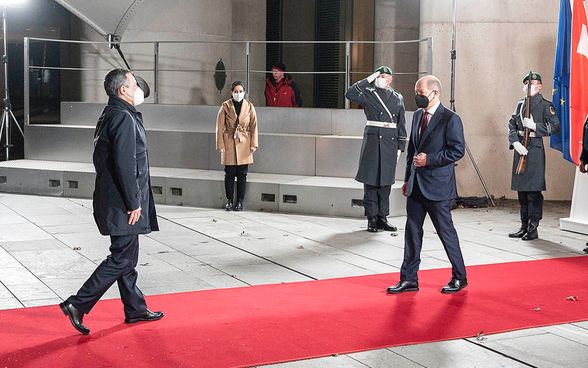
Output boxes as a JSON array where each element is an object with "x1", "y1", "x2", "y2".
[
  {"x1": 71, "y1": 0, "x2": 266, "y2": 106},
  {"x1": 418, "y1": 0, "x2": 573, "y2": 201},
  {"x1": 374, "y1": 0, "x2": 420, "y2": 111}
]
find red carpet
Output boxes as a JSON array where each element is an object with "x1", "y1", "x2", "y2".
[{"x1": 1, "y1": 256, "x2": 587, "y2": 368}]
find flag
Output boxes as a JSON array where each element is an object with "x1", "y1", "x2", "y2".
[{"x1": 551, "y1": 0, "x2": 588, "y2": 164}]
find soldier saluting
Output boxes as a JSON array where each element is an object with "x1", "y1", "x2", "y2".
[
  {"x1": 508, "y1": 71, "x2": 560, "y2": 240},
  {"x1": 346, "y1": 66, "x2": 407, "y2": 232}
]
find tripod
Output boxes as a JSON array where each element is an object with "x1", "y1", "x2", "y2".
[{"x1": 0, "y1": 6, "x2": 23, "y2": 161}]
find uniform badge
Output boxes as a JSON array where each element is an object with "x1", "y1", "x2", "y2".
[{"x1": 549, "y1": 106, "x2": 555, "y2": 115}]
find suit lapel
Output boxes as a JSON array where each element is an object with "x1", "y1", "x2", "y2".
[
  {"x1": 413, "y1": 109, "x2": 423, "y2": 146},
  {"x1": 420, "y1": 104, "x2": 445, "y2": 145}
]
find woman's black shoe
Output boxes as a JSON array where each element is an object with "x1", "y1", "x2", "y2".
[
  {"x1": 233, "y1": 201, "x2": 243, "y2": 211},
  {"x1": 224, "y1": 200, "x2": 233, "y2": 211}
]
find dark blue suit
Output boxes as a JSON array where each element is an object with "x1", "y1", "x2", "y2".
[{"x1": 400, "y1": 103, "x2": 467, "y2": 281}]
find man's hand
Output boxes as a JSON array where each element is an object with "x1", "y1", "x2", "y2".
[
  {"x1": 580, "y1": 160, "x2": 587, "y2": 173},
  {"x1": 413, "y1": 153, "x2": 427, "y2": 167},
  {"x1": 250, "y1": 146, "x2": 257, "y2": 153},
  {"x1": 512, "y1": 141, "x2": 528, "y2": 156},
  {"x1": 217, "y1": 148, "x2": 225, "y2": 153},
  {"x1": 128, "y1": 207, "x2": 141, "y2": 225},
  {"x1": 522, "y1": 116, "x2": 536, "y2": 131},
  {"x1": 402, "y1": 182, "x2": 408, "y2": 196},
  {"x1": 367, "y1": 71, "x2": 381, "y2": 83}
]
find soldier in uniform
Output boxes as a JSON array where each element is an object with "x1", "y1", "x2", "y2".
[
  {"x1": 578, "y1": 116, "x2": 588, "y2": 253},
  {"x1": 508, "y1": 72, "x2": 560, "y2": 240},
  {"x1": 346, "y1": 66, "x2": 407, "y2": 232}
]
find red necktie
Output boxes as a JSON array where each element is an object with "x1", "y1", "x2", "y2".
[{"x1": 419, "y1": 111, "x2": 429, "y2": 139}]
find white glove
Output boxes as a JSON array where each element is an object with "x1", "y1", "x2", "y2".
[
  {"x1": 522, "y1": 116, "x2": 536, "y2": 131},
  {"x1": 367, "y1": 71, "x2": 381, "y2": 83},
  {"x1": 396, "y1": 149, "x2": 402, "y2": 163},
  {"x1": 512, "y1": 141, "x2": 528, "y2": 156}
]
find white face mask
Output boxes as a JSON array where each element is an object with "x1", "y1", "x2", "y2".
[
  {"x1": 522, "y1": 84, "x2": 539, "y2": 96},
  {"x1": 232, "y1": 91, "x2": 245, "y2": 102},
  {"x1": 375, "y1": 77, "x2": 389, "y2": 89},
  {"x1": 125, "y1": 86, "x2": 144, "y2": 106}
]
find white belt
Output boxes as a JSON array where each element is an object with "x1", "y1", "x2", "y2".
[
  {"x1": 517, "y1": 130, "x2": 536, "y2": 138},
  {"x1": 366, "y1": 120, "x2": 397, "y2": 129}
]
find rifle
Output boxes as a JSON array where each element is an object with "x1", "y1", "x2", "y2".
[{"x1": 515, "y1": 71, "x2": 533, "y2": 174}]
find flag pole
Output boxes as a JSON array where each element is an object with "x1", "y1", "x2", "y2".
[{"x1": 450, "y1": 0, "x2": 496, "y2": 207}]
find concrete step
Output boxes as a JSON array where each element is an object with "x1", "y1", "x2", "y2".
[
  {"x1": 0, "y1": 160, "x2": 406, "y2": 218},
  {"x1": 24, "y1": 124, "x2": 409, "y2": 180}
]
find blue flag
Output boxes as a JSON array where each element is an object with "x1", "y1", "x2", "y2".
[{"x1": 551, "y1": 0, "x2": 572, "y2": 161}]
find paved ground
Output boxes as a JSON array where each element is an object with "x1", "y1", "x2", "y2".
[{"x1": 0, "y1": 193, "x2": 587, "y2": 367}]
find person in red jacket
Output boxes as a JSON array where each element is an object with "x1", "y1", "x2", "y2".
[{"x1": 264, "y1": 63, "x2": 302, "y2": 107}]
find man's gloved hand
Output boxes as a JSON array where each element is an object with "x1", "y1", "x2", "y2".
[
  {"x1": 512, "y1": 141, "x2": 528, "y2": 156},
  {"x1": 367, "y1": 71, "x2": 381, "y2": 83},
  {"x1": 522, "y1": 116, "x2": 536, "y2": 131}
]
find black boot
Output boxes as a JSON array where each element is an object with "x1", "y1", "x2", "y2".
[
  {"x1": 508, "y1": 222, "x2": 527, "y2": 238},
  {"x1": 233, "y1": 200, "x2": 243, "y2": 211},
  {"x1": 376, "y1": 216, "x2": 397, "y2": 232},
  {"x1": 367, "y1": 216, "x2": 378, "y2": 232},
  {"x1": 522, "y1": 220, "x2": 539, "y2": 240},
  {"x1": 224, "y1": 199, "x2": 233, "y2": 211}
]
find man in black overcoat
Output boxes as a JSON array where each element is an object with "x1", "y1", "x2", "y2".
[{"x1": 59, "y1": 69, "x2": 163, "y2": 334}]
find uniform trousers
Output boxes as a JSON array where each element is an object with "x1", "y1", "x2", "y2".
[
  {"x1": 363, "y1": 184, "x2": 391, "y2": 217},
  {"x1": 517, "y1": 191, "x2": 543, "y2": 223}
]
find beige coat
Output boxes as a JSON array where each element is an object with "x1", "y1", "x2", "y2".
[{"x1": 216, "y1": 99, "x2": 259, "y2": 166}]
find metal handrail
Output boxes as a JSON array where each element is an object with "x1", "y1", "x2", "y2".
[{"x1": 23, "y1": 36, "x2": 433, "y2": 125}]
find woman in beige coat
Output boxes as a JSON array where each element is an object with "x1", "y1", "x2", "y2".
[{"x1": 216, "y1": 81, "x2": 259, "y2": 211}]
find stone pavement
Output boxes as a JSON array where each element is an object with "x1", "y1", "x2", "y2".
[{"x1": 0, "y1": 193, "x2": 586, "y2": 367}]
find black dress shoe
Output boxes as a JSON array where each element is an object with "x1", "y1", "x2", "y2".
[
  {"x1": 125, "y1": 309, "x2": 165, "y2": 324},
  {"x1": 387, "y1": 280, "x2": 419, "y2": 294},
  {"x1": 367, "y1": 216, "x2": 378, "y2": 232},
  {"x1": 224, "y1": 200, "x2": 233, "y2": 211},
  {"x1": 508, "y1": 222, "x2": 527, "y2": 238},
  {"x1": 233, "y1": 200, "x2": 243, "y2": 211},
  {"x1": 376, "y1": 216, "x2": 398, "y2": 232},
  {"x1": 522, "y1": 221, "x2": 539, "y2": 241},
  {"x1": 583, "y1": 244, "x2": 588, "y2": 254},
  {"x1": 441, "y1": 278, "x2": 468, "y2": 293},
  {"x1": 59, "y1": 302, "x2": 90, "y2": 335}
]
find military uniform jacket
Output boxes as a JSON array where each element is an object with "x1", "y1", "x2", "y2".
[
  {"x1": 92, "y1": 96, "x2": 159, "y2": 236},
  {"x1": 508, "y1": 93, "x2": 560, "y2": 192},
  {"x1": 345, "y1": 79, "x2": 408, "y2": 186}
]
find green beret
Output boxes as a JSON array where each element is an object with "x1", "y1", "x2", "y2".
[
  {"x1": 376, "y1": 66, "x2": 393, "y2": 75},
  {"x1": 523, "y1": 71, "x2": 542, "y2": 83}
]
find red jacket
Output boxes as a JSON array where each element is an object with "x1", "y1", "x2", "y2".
[{"x1": 264, "y1": 77, "x2": 302, "y2": 107}]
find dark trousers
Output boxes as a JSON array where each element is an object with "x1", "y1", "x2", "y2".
[
  {"x1": 517, "y1": 191, "x2": 543, "y2": 223},
  {"x1": 66, "y1": 234, "x2": 146, "y2": 317},
  {"x1": 363, "y1": 184, "x2": 391, "y2": 217},
  {"x1": 225, "y1": 164, "x2": 248, "y2": 201},
  {"x1": 400, "y1": 181, "x2": 467, "y2": 282}
]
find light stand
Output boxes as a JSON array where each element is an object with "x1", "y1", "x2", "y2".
[
  {"x1": 0, "y1": 5, "x2": 23, "y2": 161},
  {"x1": 450, "y1": 0, "x2": 495, "y2": 206}
]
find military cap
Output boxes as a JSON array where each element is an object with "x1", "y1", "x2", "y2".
[
  {"x1": 522, "y1": 71, "x2": 542, "y2": 83},
  {"x1": 375, "y1": 66, "x2": 393, "y2": 75}
]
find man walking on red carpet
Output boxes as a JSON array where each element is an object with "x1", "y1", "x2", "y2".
[
  {"x1": 59, "y1": 69, "x2": 164, "y2": 334},
  {"x1": 387, "y1": 75, "x2": 468, "y2": 294}
]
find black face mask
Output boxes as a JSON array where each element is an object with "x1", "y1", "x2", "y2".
[{"x1": 414, "y1": 91, "x2": 434, "y2": 109}]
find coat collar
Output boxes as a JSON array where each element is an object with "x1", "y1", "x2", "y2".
[
  {"x1": 224, "y1": 99, "x2": 250, "y2": 122},
  {"x1": 108, "y1": 95, "x2": 137, "y2": 114}
]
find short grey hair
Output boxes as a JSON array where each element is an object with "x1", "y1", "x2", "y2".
[
  {"x1": 416, "y1": 75, "x2": 442, "y2": 92},
  {"x1": 104, "y1": 68, "x2": 131, "y2": 96}
]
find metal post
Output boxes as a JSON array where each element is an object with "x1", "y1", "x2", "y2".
[
  {"x1": 245, "y1": 41, "x2": 250, "y2": 98},
  {"x1": 24, "y1": 37, "x2": 29, "y2": 126},
  {"x1": 345, "y1": 41, "x2": 350, "y2": 109},
  {"x1": 153, "y1": 42, "x2": 159, "y2": 103},
  {"x1": 426, "y1": 37, "x2": 433, "y2": 75}
]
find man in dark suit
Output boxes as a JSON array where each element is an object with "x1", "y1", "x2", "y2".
[
  {"x1": 387, "y1": 75, "x2": 468, "y2": 294},
  {"x1": 59, "y1": 69, "x2": 163, "y2": 334}
]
